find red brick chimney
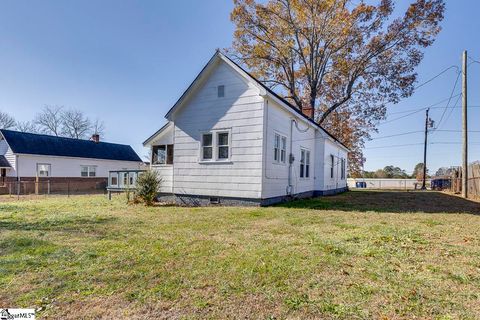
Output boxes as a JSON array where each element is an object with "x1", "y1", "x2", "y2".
[
  {"x1": 91, "y1": 134, "x2": 100, "y2": 143},
  {"x1": 302, "y1": 107, "x2": 314, "y2": 119}
]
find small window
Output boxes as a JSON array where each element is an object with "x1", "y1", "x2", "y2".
[
  {"x1": 167, "y1": 145, "x2": 174, "y2": 164},
  {"x1": 217, "y1": 85, "x2": 225, "y2": 98},
  {"x1": 217, "y1": 132, "x2": 229, "y2": 160},
  {"x1": 202, "y1": 133, "x2": 213, "y2": 160},
  {"x1": 81, "y1": 166, "x2": 89, "y2": 177},
  {"x1": 37, "y1": 163, "x2": 51, "y2": 177},
  {"x1": 274, "y1": 133, "x2": 287, "y2": 163},
  {"x1": 152, "y1": 144, "x2": 173, "y2": 165},
  {"x1": 210, "y1": 197, "x2": 220, "y2": 204},
  {"x1": 300, "y1": 149, "x2": 310, "y2": 178},
  {"x1": 306, "y1": 150, "x2": 310, "y2": 178},
  {"x1": 274, "y1": 134, "x2": 280, "y2": 162},
  {"x1": 81, "y1": 166, "x2": 96, "y2": 177},
  {"x1": 330, "y1": 155, "x2": 335, "y2": 178},
  {"x1": 341, "y1": 158, "x2": 346, "y2": 180},
  {"x1": 110, "y1": 172, "x2": 118, "y2": 186},
  {"x1": 281, "y1": 136, "x2": 287, "y2": 163}
]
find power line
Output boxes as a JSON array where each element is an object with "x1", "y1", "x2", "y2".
[
  {"x1": 370, "y1": 131, "x2": 423, "y2": 140},
  {"x1": 377, "y1": 109, "x2": 425, "y2": 126},
  {"x1": 365, "y1": 142, "x2": 480, "y2": 149},
  {"x1": 435, "y1": 70, "x2": 461, "y2": 129},
  {"x1": 468, "y1": 55, "x2": 480, "y2": 65},
  {"x1": 440, "y1": 93, "x2": 462, "y2": 128},
  {"x1": 414, "y1": 65, "x2": 459, "y2": 90}
]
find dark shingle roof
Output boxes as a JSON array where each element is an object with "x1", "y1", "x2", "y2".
[
  {"x1": 0, "y1": 155, "x2": 11, "y2": 167},
  {"x1": 0, "y1": 130, "x2": 142, "y2": 162}
]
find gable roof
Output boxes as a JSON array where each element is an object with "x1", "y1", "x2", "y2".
[
  {"x1": 143, "y1": 122, "x2": 171, "y2": 146},
  {"x1": 0, "y1": 130, "x2": 142, "y2": 162},
  {"x1": 163, "y1": 51, "x2": 349, "y2": 151}
]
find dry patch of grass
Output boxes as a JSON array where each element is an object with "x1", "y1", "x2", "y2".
[{"x1": 1, "y1": 191, "x2": 480, "y2": 319}]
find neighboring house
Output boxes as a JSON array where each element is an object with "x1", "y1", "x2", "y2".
[
  {"x1": 144, "y1": 51, "x2": 349, "y2": 206},
  {"x1": 0, "y1": 129, "x2": 143, "y2": 185}
]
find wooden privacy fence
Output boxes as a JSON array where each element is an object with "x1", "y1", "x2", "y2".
[{"x1": 449, "y1": 163, "x2": 480, "y2": 198}]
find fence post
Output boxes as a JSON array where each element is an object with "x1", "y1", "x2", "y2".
[
  {"x1": 48, "y1": 180, "x2": 50, "y2": 195},
  {"x1": 17, "y1": 180, "x2": 20, "y2": 200}
]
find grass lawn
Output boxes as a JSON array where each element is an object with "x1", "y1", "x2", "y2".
[{"x1": 1, "y1": 190, "x2": 480, "y2": 319}]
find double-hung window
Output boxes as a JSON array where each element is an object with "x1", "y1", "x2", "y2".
[
  {"x1": 330, "y1": 155, "x2": 335, "y2": 178},
  {"x1": 37, "y1": 163, "x2": 51, "y2": 177},
  {"x1": 340, "y1": 158, "x2": 346, "y2": 180},
  {"x1": 201, "y1": 131, "x2": 230, "y2": 161},
  {"x1": 152, "y1": 144, "x2": 174, "y2": 165},
  {"x1": 217, "y1": 132, "x2": 229, "y2": 159},
  {"x1": 81, "y1": 166, "x2": 96, "y2": 177},
  {"x1": 201, "y1": 133, "x2": 213, "y2": 160},
  {"x1": 274, "y1": 133, "x2": 287, "y2": 163},
  {"x1": 300, "y1": 149, "x2": 310, "y2": 178}
]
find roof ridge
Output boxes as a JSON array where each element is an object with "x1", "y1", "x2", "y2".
[{"x1": 0, "y1": 129, "x2": 131, "y2": 147}]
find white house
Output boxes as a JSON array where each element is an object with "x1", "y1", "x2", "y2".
[
  {"x1": 0, "y1": 129, "x2": 143, "y2": 184},
  {"x1": 144, "y1": 51, "x2": 349, "y2": 206}
]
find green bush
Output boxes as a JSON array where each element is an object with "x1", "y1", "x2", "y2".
[{"x1": 135, "y1": 170, "x2": 161, "y2": 206}]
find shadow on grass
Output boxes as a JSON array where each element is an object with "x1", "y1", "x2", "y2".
[{"x1": 278, "y1": 190, "x2": 480, "y2": 215}]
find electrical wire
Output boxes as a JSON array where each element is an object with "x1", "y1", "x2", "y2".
[
  {"x1": 386, "y1": 93, "x2": 462, "y2": 115},
  {"x1": 414, "y1": 65, "x2": 459, "y2": 90},
  {"x1": 369, "y1": 131, "x2": 423, "y2": 140},
  {"x1": 435, "y1": 70, "x2": 462, "y2": 130}
]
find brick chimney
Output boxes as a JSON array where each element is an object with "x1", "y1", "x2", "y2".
[
  {"x1": 302, "y1": 107, "x2": 314, "y2": 119},
  {"x1": 91, "y1": 134, "x2": 100, "y2": 143}
]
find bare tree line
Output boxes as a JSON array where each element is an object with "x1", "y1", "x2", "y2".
[{"x1": 0, "y1": 105, "x2": 105, "y2": 139}]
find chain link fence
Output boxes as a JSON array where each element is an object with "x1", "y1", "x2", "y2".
[{"x1": 1, "y1": 180, "x2": 107, "y2": 199}]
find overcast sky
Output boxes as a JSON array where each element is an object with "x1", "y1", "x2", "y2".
[{"x1": 0, "y1": 0, "x2": 478, "y2": 173}]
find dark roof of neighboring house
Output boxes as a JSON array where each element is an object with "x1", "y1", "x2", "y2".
[
  {"x1": 0, "y1": 155, "x2": 11, "y2": 168},
  {"x1": 0, "y1": 129, "x2": 142, "y2": 162}
]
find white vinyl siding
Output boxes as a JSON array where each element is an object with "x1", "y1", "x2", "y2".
[
  {"x1": 14, "y1": 154, "x2": 141, "y2": 178},
  {"x1": 170, "y1": 60, "x2": 264, "y2": 198}
]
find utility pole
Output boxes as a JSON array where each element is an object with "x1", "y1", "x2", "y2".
[
  {"x1": 462, "y1": 50, "x2": 468, "y2": 198},
  {"x1": 421, "y1": 108, "x2": 430, "y2": 190}
]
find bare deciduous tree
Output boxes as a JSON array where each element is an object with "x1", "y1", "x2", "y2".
[
  {"x1": 0, "y1": 111, "x2": 16, "y2": 130},
  {"x1": 61, "y1": 109, "x2": 92, "y2": 139},
  {"x1": 34, "y1": 105, "x2": 64, "y2": 136},
  {"x1": 91, "y1": 118, "x2": 106, "y2": 137},
  {"x1": 16, "y1": 121, "x2": 39, "y2": 133}
]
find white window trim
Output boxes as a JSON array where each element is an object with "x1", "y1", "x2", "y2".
[
  {"x1": 273, "y1": 132, "x2": 287, "y2": 165},
  {"x1": 199, "y1": 129, "x2": 232, "y2": 163},
  {"x1": 81, "y1": 165, "x2": 97, "y2": 177},
  {"x1": 299, "y1": 148, "x2": 311, "y2": 179},
  {"x1": 36, "y1": 163, "x2": 51, "y2": 177}
]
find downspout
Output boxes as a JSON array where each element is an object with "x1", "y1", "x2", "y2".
[{"x1": 287, "y1": 119, "x2": 294, "y2": 196}]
